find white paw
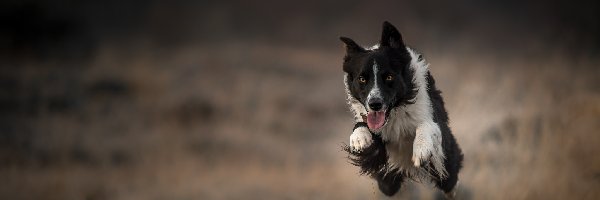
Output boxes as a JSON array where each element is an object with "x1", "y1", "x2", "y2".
[
  {"x1": 412, "y1": 135, "x2": 433, "y2": 167},
  {"x1": 350, "y1": 126, "x2": 372, "y2": 151},
  {"x1": 411, "y1": 122, "x2": 442, "y2": 167}
]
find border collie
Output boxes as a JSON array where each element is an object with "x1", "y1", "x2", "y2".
[{"x1": 340, "y1": 21, "x2": 463, "y2": 198}]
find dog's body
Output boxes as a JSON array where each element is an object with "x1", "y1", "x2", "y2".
[{"x1": 341, "y1": 22, "x2": 463, "y2": 198}]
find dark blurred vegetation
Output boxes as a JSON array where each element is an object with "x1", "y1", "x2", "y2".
[{"x1": 1, "y1": 0, "x2": 599, "y2": 199}]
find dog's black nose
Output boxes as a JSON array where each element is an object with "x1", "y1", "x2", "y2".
[{"x1": 368, "y1": 99, "x2": 383, "y2": 111}]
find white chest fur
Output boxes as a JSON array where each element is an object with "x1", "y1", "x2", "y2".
[{"x1": 381, "y1": 107, "x2": 431, "y2": 180}]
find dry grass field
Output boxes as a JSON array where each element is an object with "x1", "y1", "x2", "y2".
[{"x1": 1, "y1": 1, "x2": 599, "y2": 199}]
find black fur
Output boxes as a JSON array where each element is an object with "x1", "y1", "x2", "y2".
[
  {"x1": 352, "y1": 122, "x2": 368, "y2": 131},
  {"x1": 425, "y1": 72, "x2": 464, "y2": 193},
  {"x1": 374, "y1": 168, "x2": 404, "y2": 196},
  {"x1": 341, "y1": 21, "x2": 463, "y2": 197},
  {"x1": 342, "y1": 131, "x2": 388, "y2": 176}
]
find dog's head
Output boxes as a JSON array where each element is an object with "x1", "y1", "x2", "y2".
[{"x1": 341, "y1": 21, "x2": 417, "y2": 132}]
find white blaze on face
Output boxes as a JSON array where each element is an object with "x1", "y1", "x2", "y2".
[
  {"x1": 366, "y1": 61, "x2": 381, "y2": 110},
  {"x1": 365, "y1": 61, "x2": 387, "y2": 131}
]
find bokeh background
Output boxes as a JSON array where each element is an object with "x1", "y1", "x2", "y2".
[{"x1": 1, "y1": 0, "x2": 599, "y2": 199}]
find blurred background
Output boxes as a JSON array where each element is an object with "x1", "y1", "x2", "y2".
[{"x1": 1, "y1": 0, "x2": 599, "y2": 199}]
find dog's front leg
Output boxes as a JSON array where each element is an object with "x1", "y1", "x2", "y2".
[
  {"x1": 411, "y1": 121, "x2": 444, "y2": 169},
  {"x1": 350, "y1": 122, "x2": 372, "y2": 151},
  {"x1": 347, "y1": 96, "x2": 372, "y2": 152}
]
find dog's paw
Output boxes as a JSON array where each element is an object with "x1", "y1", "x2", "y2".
[
  {"x1": 411, "y1": 122, "x2": 442, "y2": 167},
  {"x1": 350, "y1": 126, "x2": 372, "y2": 151},
  {"x1": 412, "y1": 135, "x2": 433, "y2": 167}
]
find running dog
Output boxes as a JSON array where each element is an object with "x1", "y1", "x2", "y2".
[{"x1": 341, "y1": 21, "x2": 463, "y2": 198}]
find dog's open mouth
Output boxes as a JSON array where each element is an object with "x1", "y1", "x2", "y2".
[{"x1": 366, "y1": 110, "x2": 387, "y2": 132}]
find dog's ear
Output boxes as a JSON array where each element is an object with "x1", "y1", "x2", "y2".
[
  {"x1": 380, "y1": 21, "x2": 405, "y2": 49},
  {"x1": 340, "y1": 37, "x2": 365, "y2": 54}
]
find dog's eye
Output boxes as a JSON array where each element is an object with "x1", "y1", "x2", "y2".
[
  {"x1": 358, "y1": 76, "x2": 366, "y2": 84},
  {"x1": 386, "y1": 75, "x2": 394, "y2": 81}
]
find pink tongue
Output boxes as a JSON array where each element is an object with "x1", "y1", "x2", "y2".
[{"x1": 367, "y1": 111, "x2": 386, "y2": 130}]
